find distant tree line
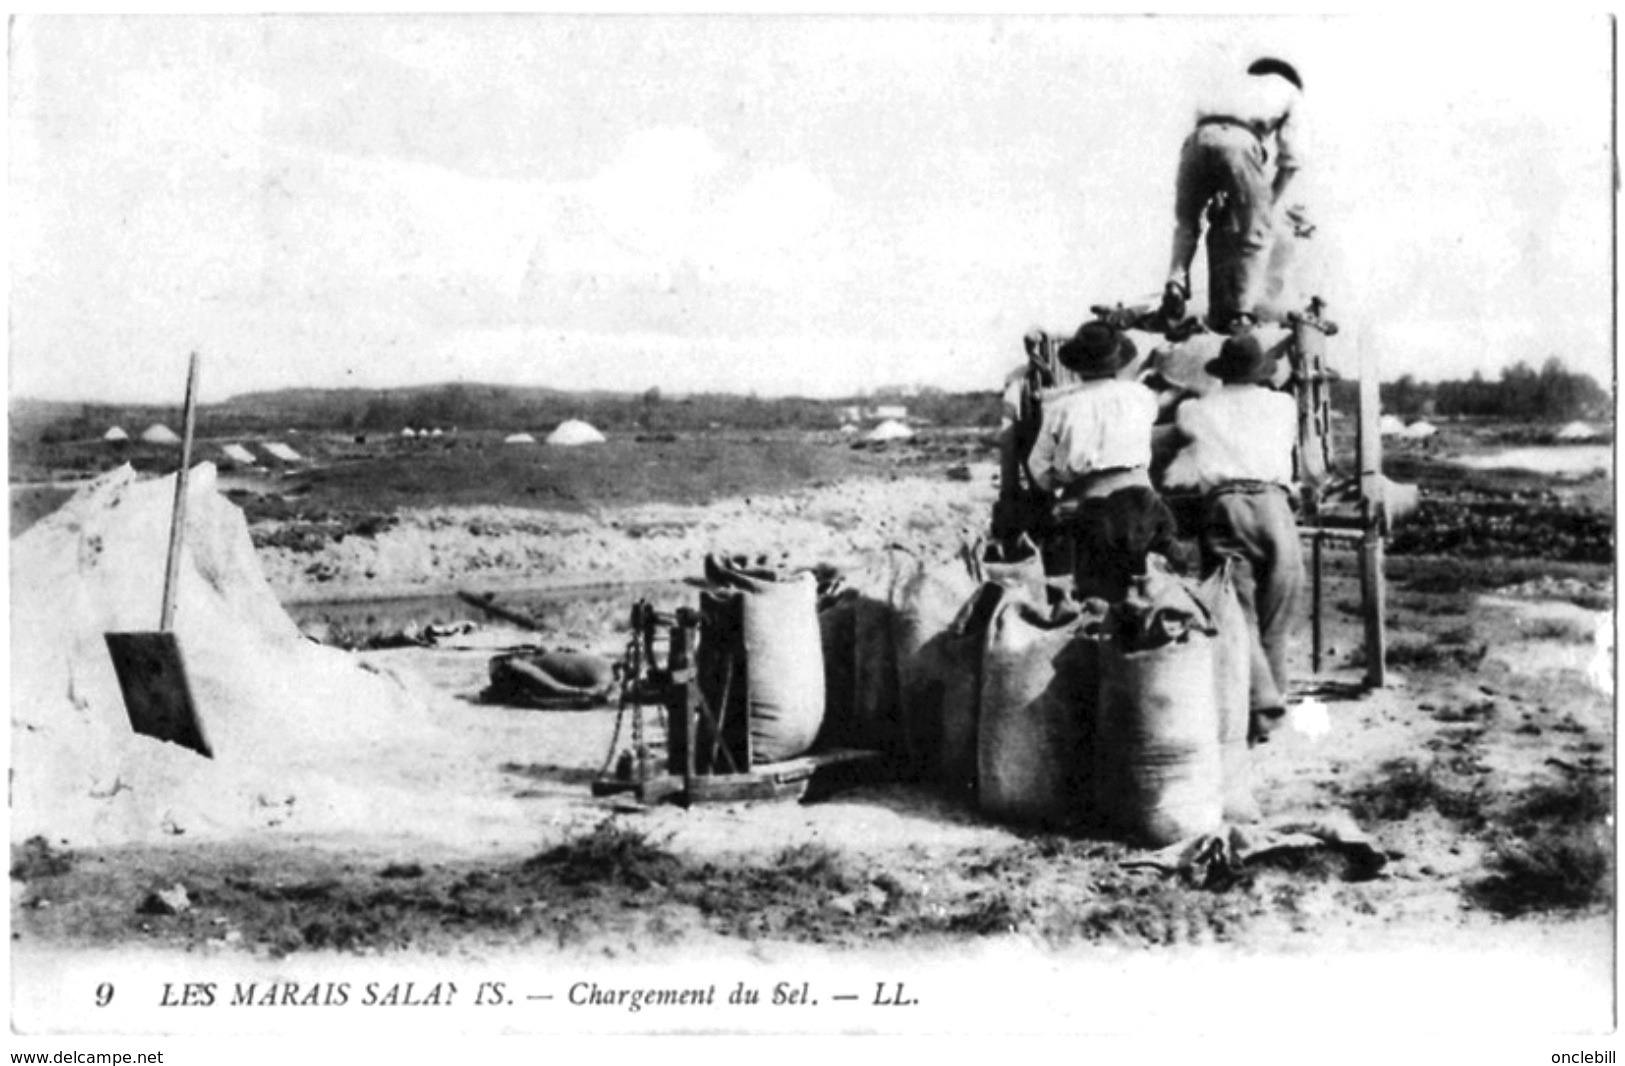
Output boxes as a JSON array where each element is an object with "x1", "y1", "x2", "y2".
[
  {"x1": 1380, "y1": 358, "x2": 1609, "y2": 421},
  {"x1": 333, "y1": 383, "x2": 1003, "y2": 435},
  {"x1": 14, "y1": 384, "x2": 1006, "y2": 446},
  {"x1": 20, "y1": 355, "x2": 1604, "y2": 449}
]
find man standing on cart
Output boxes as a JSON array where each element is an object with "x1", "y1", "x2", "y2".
[{"x1": 1159, "y1": 57, "x2": 1308, "y2": 334}]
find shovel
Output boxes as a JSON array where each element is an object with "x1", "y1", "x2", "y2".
[{"x1": 104, "y1": 352, "x2": 213, "y2": 758}]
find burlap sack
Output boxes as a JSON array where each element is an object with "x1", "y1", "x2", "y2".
[
  {"x1": 978, "y1": 598, "x2": 1097, "y2": 827},
  {"x1": 1096, "y1": 630, "x2": 1224, "y2": 847}
]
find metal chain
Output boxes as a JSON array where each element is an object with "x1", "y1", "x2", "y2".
[{"x1": 595, "y1": 607, "x2": 645, "y2": 780}]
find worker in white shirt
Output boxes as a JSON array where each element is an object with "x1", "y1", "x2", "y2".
[
  {"x1": 1160, "y1": 57, "x2": 1307, "y2": 333},
  {"x1": 1163, "y1": 330, "x2": 1304, "y2": 741},
  {"x1": 1025, "y1": 322, "x2": 1185, "y2": 601}
]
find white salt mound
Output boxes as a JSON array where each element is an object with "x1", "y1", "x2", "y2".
[
  {"x1": 10, "y1": 464, "x2": 452, "y2": 847},
  {"x1": 1557, "y1": 421, "x2": 1599, "y2": 442},
  {"x1": 865, "y1": 419, "x2": 915, "y2": 442},
  {"x1": 546, "y1": 420, "x2": 606, "y2": 446}
]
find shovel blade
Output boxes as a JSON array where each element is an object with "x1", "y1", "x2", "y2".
[{"x1": 104, "y1": 631, "x2": 213, "y2": 758}]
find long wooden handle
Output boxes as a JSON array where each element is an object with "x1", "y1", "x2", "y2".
[{"x1": 159, "y1": 352, "x2": 201, "y2": 632}]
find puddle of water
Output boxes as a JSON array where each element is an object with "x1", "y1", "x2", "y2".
[{"x1": 287, "y1": 581, "x2": 693, "y2": 643}]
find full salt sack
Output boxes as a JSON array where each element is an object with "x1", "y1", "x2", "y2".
[
  {"x1": 978, "y1": 597, "x2": 1099, "y2": 827},
  {"x1": 702, "y1": 555, "x2": 825, "y2": 764}
]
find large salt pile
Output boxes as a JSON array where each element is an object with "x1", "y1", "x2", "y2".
[
  {"x1": 11, "y1": 464, "x2": 455, "y2": 846},
  {"x1": 546, "y1": 420, "x2": 605, "y2": 446},
  {"x1": 865, "y1": 419, "x2": 915, "y2": 443}
]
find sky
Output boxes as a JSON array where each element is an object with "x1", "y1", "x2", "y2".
[{"x1": 7, "y1": 14, "x2": 1615, "y2": 404}]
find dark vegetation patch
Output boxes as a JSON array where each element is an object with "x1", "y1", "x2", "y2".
[
  {"x1": 1388, "y1": 500, "x2": 1613, "y2": 564},
  {"x1": 521, "y1": 820, "x2": 684, "y2": 892},
  {"x1": 1465, "y1": 774, "x2": 1614, "y2": 917},
  {"x1": 9, "y1": 486, "x2": 76, "y2": 538},
  {"x1": 8, "y1": 439, "x2": 199, "y2": 485},
  {"x1": 1469, "y1": 831, "x2": 1613, "y2": 917},
  {"x1": 1430, "y1": 700, "x2": 1496, "y2": 724},
  {"x1": 1388, "y1": 555, "x2": 1611, "y2": 601},
  {"x1": 247, "y1": 511, "x2": 401, "y2": 553},
  {"x1": 1381, "y1": 637, "x2": 1489, "y2": 672},
  {"x1": 1517, "y1": 617, "x2": 1596, "y2": 643},
  {"x1": 1344, "y1": 758, "x2": 1489, "y2": 830},
  {"x1": 1344, "y1": 752, "x2": 1612, "y2": 919},
  {"x1": 1367, "y1": 617, "x2": 1490, "y2": 673},
  {"x1": 13, "y1": 821, "x2": 1378, "y2": 957},
  {"x1": 10, "y1": 836, "x2": 75, "y2": 880},
  {"x1": 246, "y1": 437, "x2": 914, "y2": 519}
]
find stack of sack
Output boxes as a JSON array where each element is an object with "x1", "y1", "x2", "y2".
[
  {"x1": 817, "y1": 536, "x2": 1258, "y2": 847},
  {"x1": 814, "y1": 536, "x2": 1049, "y2": 786}
]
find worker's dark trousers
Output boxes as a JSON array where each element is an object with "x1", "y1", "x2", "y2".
[
  {"x1": 1060, "y1": 486, "x2": 1188, "y2": 602},
  {"x1": 1168, "y1": 122, "x2": 1276, "y2": 328},
  {"x1": 1200, "y1": 485, "x2": 1303, "y2": 713}
]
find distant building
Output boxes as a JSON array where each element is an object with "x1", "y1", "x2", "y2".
[{"x1": 873, "y1": 404, "x2": 908, "y2": 421}]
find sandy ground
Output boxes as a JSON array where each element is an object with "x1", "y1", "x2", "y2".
[
  {"x1": 254, "y1": 464, "x2": 1001, "y2": 605},
  {"x1": 11, "y1": 458, "x2": 1616, "y2": 1038}
]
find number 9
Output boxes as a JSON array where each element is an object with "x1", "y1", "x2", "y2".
[{"x1": 95, "y1": 983, "x2": 114, "y2": 1007}]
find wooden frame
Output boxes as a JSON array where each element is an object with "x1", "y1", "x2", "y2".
[{"x1": 595, "y1": 599, "x2": 885, "y2": 806}]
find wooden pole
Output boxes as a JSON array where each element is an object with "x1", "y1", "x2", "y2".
[
  {"x1": 1356, "y1": 329, "x2": 1388, "y2": 687},
  {"x1": 1291, "y1": 310, "x2": 1333, "y2": 675},
  {"x1": 159, "y1": 352, "x2": 201, "y2": 632},
  {"x1": 1311, "y1": 529, "x2": 1324, "y2": 674}
]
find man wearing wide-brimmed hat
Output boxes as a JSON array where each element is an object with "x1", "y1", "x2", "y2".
[
  {"x1": 1160, "y1": 56, "x2": 1308, "y2": 334},
  {"x1": 1164, "y1": 329, "x2": 1304, "y2": 740},
  {"x1": 1024, "y1": 321, "x2": 1184, "y2": 600}
]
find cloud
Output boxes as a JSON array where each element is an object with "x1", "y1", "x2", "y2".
[
  {"x1": 581, "y1": 127, "x2": 727, "y2": 263},
  {"x1": 703, "y1": 165, "x2": 840, "y2": 287},
  {"x1": 517, "y1": 127, "x2": 844, "y2": 329},
  {"x1": 416, "y1": 325, "x2": 975, "y2": 399},
  {"x1": 9, "y1": 15, "x2": 1614, "y2": 403}
]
